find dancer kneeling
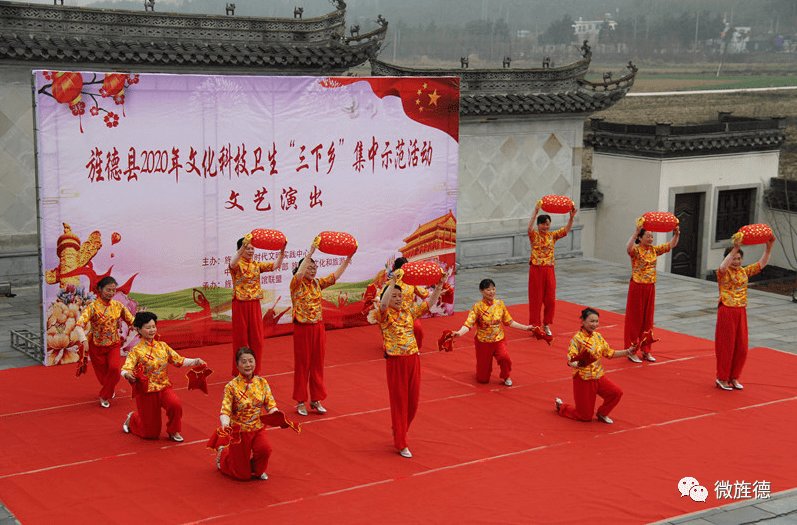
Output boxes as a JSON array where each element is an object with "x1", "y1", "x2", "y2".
[
  {"x1": 452, "y1": 279, "x2": 536, "y2": 386},
  {"x1": 375, "y1": 271, "x2": 445, "y2": 458},
  {"x1": 121, "y1": 312, "x2": 206, "y2": 442},
  {"x1": 555, "y1": 308, "x2": 636, "y2": 424},
  {"x1": 217, "y1": 347, "x2": 279, "y2": 480}
]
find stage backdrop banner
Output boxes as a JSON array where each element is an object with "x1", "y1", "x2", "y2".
[{"x1": 34, "y1": 71, "x2": 459, "y2": 366}]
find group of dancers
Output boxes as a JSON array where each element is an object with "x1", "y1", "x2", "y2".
[{"x1": 71, "y1": 203, "x2": 776, "y2": 480}]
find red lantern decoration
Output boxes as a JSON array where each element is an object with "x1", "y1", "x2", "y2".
[
  {"x1": 248, "y1": 229, "x2": 287, "y2": 251},
  {"x1": 539, "y1": 195, "x2": 574, "y2": 214},
  {"x1": 640, "y1": 212, "x2": 679, "y2": 233},
  {"x1": 399, "y1": 260, "x2": 443, "y2": 287},
  {"x1": 734, "y1": 224, "x2": 773, "y2": 245},
  {"x1": 52, "y1": 72, "x2": 84, "y2": 106},
  {"x1": 102, "y1": 73, "x2": 126, "y2": 97},
  {"x1": 313, "y1": 231, "x2": 357, "y2": 256}
]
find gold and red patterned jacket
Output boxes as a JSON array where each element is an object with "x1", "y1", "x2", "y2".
[
  {"x1": 464, "y1": 298, "x2": 513, "y2": 343},
  {"x1": 121, "y1": 339, "x2": 185, "y2": 393},
  {"x1": 717, "y1": 263, "x2": 761, "y2": 308},
  {"x1": 375, "y1": 302, "x2": 430, "y2": 357},
  {"x1": 567, "y1": 329, "x2": 615, "y2": 380},
  {"x1": 290, "y1": 273, "x2": 335, "y2": 323},
  {"x1": 630, "y1": 243, "x2": 671, "y2": 284},
  {"x1": 529, "y1": 228, "x2": 567, "y2": 266},
  {"x1": 221, "y1": 375, "x2": 277, "y2": 432},
  {"x1": 231, "y1": 258, "x2": 276, "y2": 301},
  {"x1": 77, "y1": 298, "x2": 134, "y2": 346}
]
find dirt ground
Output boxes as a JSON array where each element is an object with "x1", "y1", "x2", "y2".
[{"x1": 749, "y1": 280, "x2": 797, "y2": 297}]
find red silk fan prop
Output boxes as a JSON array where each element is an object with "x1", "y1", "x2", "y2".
[
  {"x1": 531, "y1": 326, "x2": 554, "y2": 345},
  {"x1": 245, "y1": 229, "x2": 287, "y2": 250},
  {"x1": 637, "y1": 212, "x2": 679, "y2": 233},
  {"x1": 313, "y1": 231, "x2": 358, "y2": 256},
  {"x1": 572, "y1": 347, "x2": 597, "y2": 368},
  {"x1": 75, "y1": 348, "x2": 88, "y2": 378},
  {"x1": 539, "y1": 195, "x2": 575, "y2": 214},
  {"x1": 206, "y1": 424, "x2": 242, "y2": 451},
  {"x1": 397, "y1": 260, "x2": 444, "y2": 287},
  {"x1": 186, "y1": 364, "x2": 213, "y2": 395},
  {"x1": 437, "y1": 330, "x2": 455, "y2": 352},
  {"x1": 732, "y1": 224, "x2": 773, "y2": 246},
  {"x1": 131, "y1": 363, "x2": 149, "y2": 399},
  {"x1": 260, "y1": 410, "x2": 302, "y2": 434}
]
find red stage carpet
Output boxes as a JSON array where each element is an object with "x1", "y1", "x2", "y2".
[{"x1": 1, "y1": 301, "x2": 795, "y2": 524}]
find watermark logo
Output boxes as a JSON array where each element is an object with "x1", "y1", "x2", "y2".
[{"x1": 678, "y1": 477, "x2": 708, "y2": 502}]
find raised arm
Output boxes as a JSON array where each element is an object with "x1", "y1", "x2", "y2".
[
  {"x1": 294, "y1": 245, "x2": 316, "y2": 280},
  {"x1": 759, "y1": 235, "x2": 776, "y2": 269},
  {"x1": 333, "y1": 254, "x2": 353, "y2": 281},
  {"x1": 230, "y1": 242, "x2": 246, "y2": 270},
  {"x1": 379, "y1": 274, "x2": 397, "y2": 312},
  {"x1": 273, "y1": 246, "x2": 286, "y2": 271},
  {"x1": 563, "y1": 207, "x2": 578, "y2": 235},
  {"x1": 668, "y1": 225, "x2": 680, "y2": 250},
  {"x1": 719, "y1": 238, "x2": 742, "y2": 274},
  {"x1": 627, "y1": 224, "x2": 642, "y2": 256},
  {"x1": 527, "y1": 201, "x2": 541, "y2": 235},
  {"x1": 424, "y1": 270, "x2": 448, "y2": 307}
]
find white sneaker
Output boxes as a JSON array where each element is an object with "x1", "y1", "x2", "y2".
[
  {"x1": 259, "y1": 473, "x2": 269, "y2": 480},
  {"x1": 99, "y1": 397, "x2": 110, "y2": 408},
  {"x1": 296, "y1": 403, "x2": 308, "y2": 416},
  {"x1": 555, "y1": 398, "x2": 563, "y2": 411},
  {"x1": 596, "y1": 413, "x2": 613, "y2": 424},
  {"x1": 503, "y1": 378, "x2": 513, "y2": 386},
  {"x1": 310, "y1": 401, "x2": 327, "y2": 413},
  {"x1": 123, "y1": 411, "x2": 133, "y2": 433},
  {"x1": 642, "y1": 352, "x2": 656, "y2": 362},
  {"x1": 543, "y1": 325, "x2": 552, "y2": 336},
  {"x1": 169, "y1": 433, "x2": 184, "y2": 442},
  {"x1": 399, "y1": 447, "x2": 412, "y2": 458}
]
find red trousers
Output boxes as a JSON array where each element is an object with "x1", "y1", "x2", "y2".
[
  {"x1": 715, "y1": 304, "x2": 748, "y2": 381},
  {"x1": 474, "y1": 338, "x2": 511, "y2": 383},
  {"x1": 386, "y1": 354, "x2": 421, "y2": 450},
  {"x1": 414, "y1": 319, "x2": 424, "y2": 351},
  {"x1": 624, "y1": 281, "x2": 656, "y2": 353},
  {"x1": 528, "y1": 265, "x2": 556, "y2": 327},
  {"x1": 219, "y1": 428, "x2": 272, "y2": 480},
  {"x1": 128, "y1": 386, "x2": 182, "y2": 438},
  {"x1": 231, "y1": 299, "x2": 263, "y2": 377},
  {"x1": 88, "y1": 340, "x2": 122, "y2": 401},
  {"x1": 558, "y1": 374, "x2": 623, "y2": 421},
  {"x1": 292, "y1": 321, "x2": 327, "y2": 403}
]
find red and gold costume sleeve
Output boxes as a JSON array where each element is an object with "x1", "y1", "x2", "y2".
[
  {"x1": 394, "y1": 282, "x2": 429, "y2": 311},
  {"x1": 290, "y1": 273, "x2": 336, "y2": 323},
  {"x1": 76, "y1": 299, "x2": 134, "y2": 346},
  {"x1": 121, "y1": 339, "x2": 185, "y2": 392},
  {"x1": 230, "y1": 258, "x2": 275, "y2": 301},
  {"x1": 374, "y1": 302, "x2": 429, "y2": 356},
  {"x1": 567, "y1": 329, "x2": 614, "y2": 380},
  {"x1": 220, "y1": 375, "x2": 277, "y2": 432},
  {"x1": 464, "y1": 299, "x2": 513, "y2": 343},
  {"x1": 630, "y1": 243, "x2": 671, "y2": 284},
  {"x1": 529, "y1": 228, "x2": 567, "y2": 266},
  {"x1": 717, "y1": 263, "x2": 761, "y2": 307}
]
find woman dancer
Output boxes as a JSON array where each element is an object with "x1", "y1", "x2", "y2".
[
  {"x1": 75, "y1": 276, "x2": 135, "y2": 407},
  {"x1": 290, "y1": 243, "x2": 352, "y2": 416},
  {"x1": 217, "y1": 347, "x2": 280, "y2": 480},
  {"x1": 556, "y1": 308, "x2": 636, "y2": 424},
  {"x1": 624, "y1": 224, "x2": 679, "y2": 363},
  {"x1": 714, "y1": 235, "x2": 774, "y2": 390},
  {"x1": 121, "y1": 312, "x2": 206, "y2": 442}
]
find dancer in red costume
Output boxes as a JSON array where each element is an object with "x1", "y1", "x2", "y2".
[
  {"x1": 290, "y1": 243, "x2": 352, "y2": 416},
  {"x1": 374, "y1": 271, "x2": 445, "y2": 458},
  {"x1": 624, "y1": 224, "x2": 679, "y2": 363},
  {"x1": 555, "y1": 308, "x2": 636, "y2": 424},
  {"x1": 714, "y1": 235, "x2": 775, "y2": 390},
  {"x1": 121, "y1": 312, "x2": 205, "y2": 442},
  {"x1": 229, "y1": 237, "x2": 285, "y2": 377},
  {"x1": 452, "y1": 278, "x2": 536, "y2": 386},
  {"x1": 216, "y1": 347, "x2": 280, "y2": 480},
  {"x1": 75, "y1": 276, "x2": 134, "y2": 408},
  {"x1": 390, "y1": 257, "x2": 429, "y2": 349},
  {"x1": 527, "y1": 203, "x2": 577, "y2": 336}
]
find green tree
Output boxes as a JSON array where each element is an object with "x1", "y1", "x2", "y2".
[{"x1": 539, "y1": 14, "x2": 574, "y2": 45}]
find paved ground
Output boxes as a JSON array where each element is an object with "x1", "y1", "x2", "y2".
[{"x1": 1, "y1": 257, "x2": 795, "y2": 524}]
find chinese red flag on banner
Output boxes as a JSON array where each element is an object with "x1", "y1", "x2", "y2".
[{"x1": 323, "y1": 77, "x2": 460, "y2": 142}]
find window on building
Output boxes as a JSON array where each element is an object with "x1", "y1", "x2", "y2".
[{"x1": 715, "y1": 188, "x2": 756, "y2": 242}]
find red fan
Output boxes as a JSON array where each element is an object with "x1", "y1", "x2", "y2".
[
  {"x1": 131, "y1": 363, "x2": 149, "y2": 399},
  {"x1": 399, "y1": 260, "x2": 444, "y2": 287},
  {"x1": 639, "y1": 329, "x2": 660, "y2": 349},
  {"x1": 437, "y1": 330, "x2": 455, "y2": 352},
  {"x1": 248, "y1": 229, "x2": 287, "y2": 250},
  {"x1": 260, "y1": 410, "x2": 301, "y2": 434},
  {"x1": 313, "y1": 231, "x2": 358, "y2": 256},
  {"x1": 640, "y1": 212, "x2": 679, "y2": 233},
  {"x1": 572, "y1": 347, "x2": 597, "y2": 367},
  {"x1": 186, "y1": 364, "x2": 213, "y2": 395},
  {"x1": 206, "y1": 424, "x2": 242, "y2": 451},
  {"x1": 540, "y1": 195, "x2": 575, "y2": 214},
  {"x1": 734, "y1": 224, "x2": 773, "y2": 245},
  {"x1": 531, "y1": 326, "x2": 554, "y2": 346},
  {"x1": 75, "y1": 348, "x2": 88, "y2": 378}
]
